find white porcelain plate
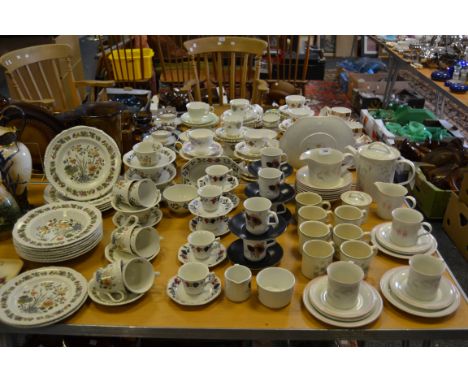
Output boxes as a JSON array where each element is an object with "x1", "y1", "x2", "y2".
[
  {"x1": 88, "y1": 278, "x2": 144, "y2": 307},
  {"x1": 296, "y1": 166, "x2": 353, "y2": 191}
]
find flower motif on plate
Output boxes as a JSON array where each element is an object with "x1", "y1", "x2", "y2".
[
  {"x1": 16, "y1": 280, "x2": 69, "y2": 314},
  {"x1": 62, "y1": 144, "x2": 104, "y2": 184},
  {"x1": 35, "y1": 218, "x2": 83, "y2": 242}
]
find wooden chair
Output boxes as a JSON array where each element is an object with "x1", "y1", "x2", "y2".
[
  {"x1": 0, "y1": 44, "x2": 114, "y2": 113},
  {"x1": 183, "y1": 36, "x2": 269, "y2": 106}
]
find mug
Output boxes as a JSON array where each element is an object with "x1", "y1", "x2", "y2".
[
  {"x1": 406, "y1": 254, "x2": 445, "y2": 301},
  {"x1": 339, "y1": 240, "x2": 377, "y2": 277},
  {"x1": 301, "y1": 240, "x2": 334, "y2": 279},
  {"x1": 133, "y1": 140, "x2": 162, "y2": 167},
  {"x1": 258, "y1": 167, "x2": 283, "y2": 199},
  {"x1": 205, "y1": 165, "x2": 232, "y2": 187},
  {"x1": 113, "y1": 179, "x2": 137, "y2": 205},
  {"x1": 326, "y1": 261, "x2": 364, "y2": 310},
  {"x1": 334, "y1": 205, "x2": 367, "y2": 226},
  {"x1": 295, "y1": 192, "x2": 331, "y2": 219},
  {"x1": 285, "y1": 95, "x2": 306, "y2": 109},
  {"x1": 94, "y1": 260, "x2": 126, "y2": 302},
  {"x1": 297, "y1": 205, "x2": 332, "y2": 225},
  {"x1": 390, "y1": 208, "x2": 432, "y2": 247},
  {"x1": 122, "y1": 257, "x2": 158, "y2": 294},
  {"x1": 243, "y1": 197, "x2": 279, "y2": 235},
  {"x1": 223, "y1": 114, "x2": 243, "y2": 137},
  {"x1": 298, "y1": 221, "x2": 333, "y2": 255},
  {"x1": 178, "y1": 262, "x2": 214, "y2": 296},
  {"x1": 128, "y1": 179, "x2": 159, "y2": 208},
  {"x1": 333, "y1": 223, "x2": 371, "y2": 254},
  {"x1": 260, "y1": 147, "x2": 288, "y2": 169},
  {"x1": 198, "y1": 185, "x2": 223, "y2": 212},
  {"x1": 186, "y1": 101, "x2": 213, "y2": 121},
  {"x1": 243, "y1": 238, "x2": 276, "y2": 262},
  {"x1": 224, "y1": 264, "x2": 252, "y2": 302},
  {"x1": 188, "y1": 230, "x2": 220, "y2": 260}
]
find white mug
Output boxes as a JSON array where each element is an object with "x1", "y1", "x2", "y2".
[
  {"x1": 326, "y1": 261, "x2": 364, "y2": 310},
  {"x1": 230, "y1": 98, "x2": 249, "y2": 116},
  {"x1": 298, "y1": 221, "x2": 333, "y2": 255},
  {"x1": 205, "y1": 165, "x2": 232, "y2": 187},
  {"x1": 295, "y1": 192, "x2": 331, "y2": 219},
  {"x1": 333, "y1": 223, "x2": 371, "y2": 256},
  {"x1": 301, "y1": 240, "x2": 334, "y2": 279},
  {"x1": 243, "y1": 238, "x2": 276, "y2": 262},
  {"x1": 334, "y1": 205, "x2": 367, "y2": 226},
  {"x1": 224, "y1": 264, "x2": 252, "y2": 302},
  {"x1": 390, "y1": 208, "x2": 432, "y2": 247},
  {"x1": 187, "y1": 230, "x2": 220, "y2": 260},
  {"x1": 243, "y1": 197, "x2": 279, "y2": 235},
  {"x1": 260, "y1": 147, "x2": 288, "y2": 169},
  {"x1": 197, "y1": 185, "x2": 223, "y2": 213},
  {"x1": 186, "y1": 101, "x2": 212, "y2": 121},
  {"x1": 339, "y1": 240, "x2": 377, "y2": 277},
  {"x1": 406, "y1": 254, "x2": 445, "y2": 301},
  {"x1": 297, "y1": 205, "x2": 333, "y2": 225},
  {"x1": 258, "y1": 167, "x2": 283, "y2": 199},
  {"x1": 178, "y1": 262, "x2": 214, "y2": 296}
]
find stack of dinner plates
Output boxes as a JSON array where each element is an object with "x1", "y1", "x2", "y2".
[
  {"x1": 44, "y1": 184, "x2": 113, "y2": 212},
  {"x1": 13, "y1": 202, "x2": 103, "y2": 263}
]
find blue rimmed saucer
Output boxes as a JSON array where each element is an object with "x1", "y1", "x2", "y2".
[
  {"x1": 228, "y1": 212, "x2": 288, "y2": 240},
  {"x1": 245, "y1": 182, "x2": 296, "y2": 205},
  {"x1": 227, "y1": 239, "x2": 283, "y2": 271},
  {"x1": 275, "y1": 204, "x2": 293, "y2": 224},
  {"x1": 247, "y1": 160, "x2": 293, "y2": 179}
]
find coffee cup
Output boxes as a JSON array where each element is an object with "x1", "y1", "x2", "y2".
[
  {"x1": 333, "y1": 223, "x2": 371, "y2": 251},
  {"x1": 243, "y1": 129, "x2": 272, "y2": 154},
  {"x1": 122, "y1": 257, "x2": 158, "y2": 294},
  {"x1": 224, "y1": 264, "x2": 252, "y2": 302},
  {"x1": 326, "y1": 261, "x2": 364, "y2": 310},
  {"x1": 302, "y1": 240, "x2": 334, "y2": 279},
  {"x1": 223, "y1": 114, "x2": 243, "y2": 137},
  {"x1": 334, "y1": 205, "x2": 367, "y2": 226},
  {"x1": 406, "y1": 254, "x2": 445, "y2": 301},
  {"x1": 297, "y1": 205, "x2": 332, "y2": 225},
  {"x1": 205, "y1": 165, "x2": 232, "y2": 187},
  {"x1": 339, "y1": 240, "x2": 377, "y2": 277},
  {"x1": 133, "y1": 140, "x2": 162, "y2": 167},
  {"x1": 188, "y1": 230, "x2": 220, "y2": 260},
  {"x1": 330, "y1": 106, "x2": 352, "y2": 119},
  {"x1": 243, "y1": 197, "x2": 279, "y2": 235},
  {"x1": 295, "y1": 192, "x2": 331, "y2": 219},
  {"x1": 243, "y1": 238, "x2": 276, "y2": 262},
  {"x1": 260, "y1": 147, "x2": 288, "y2": 169},
  {"x1": 258, "y1": 167, "x2": 283, "y2": 199},
  {"x1": 198, "y1": 185, "x2": 223, "y2": 212},
  {"x1": 128, "y1": 179, "x2": 159, "y2": 208},
  {"x1": 186, "y1": 101, "x2": 212, "y2": 121},
  {"x1": 94, "y1": 260, "x2": 127, "y2": 302},
  {"x1": 390, "y1": 208, "x2": 432, "y2": 247},
  {"x1": 285, "y1": 95, "x2": 306, "y2": 109},
  {"x1": 130, "y1": 226, "x2": 161, "y2": 259},
  {"x1": 178, "y1": 262, "x2": 214, "y2": 296},
  {"x1": 113, "y1": 179, "x2": 137, "y2": 205},
  {"x1": 298, "y1": 221, "x2": 333, "y2": 255}
]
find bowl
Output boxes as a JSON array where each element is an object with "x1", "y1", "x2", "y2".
[
  {"x1": 163, "y1": 184, "x2": 198, "y2": 214},
  {"x1": 256, "y1": 267, "x2": 295, "y2": 309}
]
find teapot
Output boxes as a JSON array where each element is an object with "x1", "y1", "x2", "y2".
[{"x1": 345, "y1": 142, "x2": 416, "y2": 198}]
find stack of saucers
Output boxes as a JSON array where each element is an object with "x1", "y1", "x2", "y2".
[
  {"x1": 295, "y1": 165, "x2": 352, "y2": 201},
  {"x1": 181, "y1": 101, "x2": 219, "y2": 129},
  {"x1": 13, "y1": 202, "x2": 103, "y2": 263},
  {"x1": 44, "y1": 184, "x2": 113, "y2": 213}
]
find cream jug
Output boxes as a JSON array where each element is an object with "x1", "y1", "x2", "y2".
[
  {"x1": 345, "y1": 142, "x2": 415, "y2": 198},
  {"x1": 374, "y1": 182, "x2": 417, "y2": 220}
]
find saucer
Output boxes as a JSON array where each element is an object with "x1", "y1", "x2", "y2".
[
  {"x1": 180, "y1": 142, "x2": 223, "y2": 159},
  {"x1": 235, "y1": 142, "x2": 263, "y2": 158},
  {"x1": 104, "y1": 243, "x2": 159, "y2": 263},
  {"x1": 389, "y1": 266, "x2": 456, "y2": 311},
  {"x1": 224, "y1": 193, "x2": 240, "y2": 209},
  {"x1": 227, "y1": 239, "x2": 283, "y2": 271},
  {"x1": 112, "y1": 207, "x2": 163, "y2": 228},
  {"x1": 296, "y1": 166, "x2": 352, "y2": 191},
  {"x1": 303, "y1": 280, "x2": 383, "y2": 328},
  {"x1": 308, "y1": 276, "x2": 376, "y2": 320},
  {"x1": 177, "y1": 243, "x2": 227, "y2": 268},
  {"x1": 375, "y1": 223, "x2": 436, "y2": 255},
  {"x1": 166, "y1": 274, "x2": 222, "y2": 306},
  {"x1": 197, "y1": 175, "x2": 239, "y2": 193},
  {"x1": 228, "y1": 212, "x2": 288, "y2": 240},
  {"x1": 380, "y1": 267, "x2": 461, "y2": 318},
  {"x1": 247, "y1": 160, "x2": 293, "y2": 178},
  {"x1": 245, "y1": 182, "x2": 295, "y2": 205},
  {"x1": 215, "y1": 127, "x2": 245, "y2": 141},
  {"x1": 275, "y1": 205, "x2": 293, "y2": 224},
  {"x1": 190, "y1": 216, "x2": 230, "y2": 237},
  {"x1": 88, "y1": 278, "x2": 145, "y2": 307},
  {"x1": 181, "y1": 112, "x2": 218, "y2": 126},
  {"x1": 188, "y1": 196, "x2": 234, "y2": 218}
]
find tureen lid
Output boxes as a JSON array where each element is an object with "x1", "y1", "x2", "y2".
[
  {"x1": 358, "y1": 142, "x2": 400, "y2": 160},
  {"x1": 340, "y1": 191, "x2": 373, "y2": 206}
]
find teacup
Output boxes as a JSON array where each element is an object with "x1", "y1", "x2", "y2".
[
  {"x1": 113, "y1": 179, "x2": 137, "y2": 205},
  {"x1": 205, "y1": 165, "x2": 232, "y2": 187},
  {"x1": 230, "y1": 98, "x2": 250, "y2": 116},
  {"x1": 297, "y1": 205, "x2": 333, "y2": 225},
  {"x1": 188, "y1": 230, "x2": 220, "y2": 261},
  {"x1": 122, "y1": 257, "x2": 158, "y2": 294},
  {"x1": 406, "y1": 254, "x2": 445, "y2": 301},
  {"x1": 300, "y1": 148, "x2": 354, "y2": 188},
  {"x1": 110, "y1": 216, "x2": 139, "y2": 254},
  {"x1": 178, "y1": 262, "x2": 214, "y2": 296},
  {"x1": 159, "y1": 113, "x2": 177, "y2": 128},
  {"x1": 133, "y1": 140, "x2": 162, "y2": 167},
  {"x1": 262, "y1": 110, "x2": 281, "y2": 126},
  {"x1": 186, "y1": 101, "x2": 212, "y2": 121},
  {"x1": 150, "y1": 130, "x2": 173, "y2": 145},
  {"x1": 326, "y1": 261, "x2": 364, "y2": 310},
  {"x1": 301, "y1": 240, "x2": 334, "y2": 279},
  {"x1": 187, "y1": 129, "x2": 214, "y2": 155},
  {"x1": 243, "y1": 129, "x2": 270, "y2": 154},
  {"x1": 374, "y1": 182, "x2": 417, "y2": 220},
  {"x1": 295, "y1": 192, "x2": 331, "y2": 219},
  {"x1": 128, "y1": 179, "x2": 159, "y2": 208},
  {"x1": 298, "y1": 221, "x2": 333, "y2": 255},
  {"x1": 258, "y1": 167, "x2": 283, "y2": 199},
  {"x1": 198, "y1": 185, "x2": 223, "y2": 213},
  {"x1": 243, "y1": 238, "x2": 276, "y2": 262},
  {"x1": 330, "y1": 106, "x2": 352, "y2": 119},
  {"x1": 334, "y1": 205, "x2": 367, "y2": 226},
  {"x1": 257, "y1": 267, "x2": 295, "y2": 309},
  {"x1": 223, "y1": 114, "x2": 243, "y2": 137},
  {"x1": 260, "y1": 147, "x2": 288, "y2": 169},
  {"x1": 333, "y1": 223, "x2": 371, "y2": 254},
  {"x1": 339, "y1": 240, "x2": 377, "y2": 277},
  {"x1": 285, "y1": 94, "x2": 305, "y2": 109},
  {"x1": 94, "y1": 261, "x2": 126, "y2": 302},
  {"x1": 243, "y1": 197, "x2": 279, "y2": 235},
  {"x1": 390, "y1": 208, "x2": 432, "y2": 247},
  {"x1": 130, "y1": 226, "x2": 161, "y2": 259},
  {"x1": 224, "y1": 264, "x2": 252, "y2": 302}
]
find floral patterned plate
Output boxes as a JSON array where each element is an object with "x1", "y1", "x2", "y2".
[
  {"x1": 181, "y1": 156, "x2": 241, "y2": 186},
  {"x1": 44, "y1": 126, "x2": 121, "y2": 201},
  {"x1": 44, "y1": 184, "x2": 113, "y2": 212},
  {"x1": 104, "y1": 243, "x2": 159, "y2": 263},
  {"x1": 0, "y1": 267, "x2": 87, "y2": 327},
  {"x1": 166, "y1": 274, "x2": 221, "y2": 306},
  {"x1": 177, "y1": 243, "x2": 227, "y2": 268},
  {"x1": 88, "y1": 278, "x2": 144, "y2": 307}
]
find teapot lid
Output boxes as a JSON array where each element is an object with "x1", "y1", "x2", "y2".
[{"x1": 358, "y1": 142, "x2": 400, "y2": 161}]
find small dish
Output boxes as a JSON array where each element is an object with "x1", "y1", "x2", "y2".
[
  {"x1": 247, "y1": 160, "x2": 293, "y2": 178},
  {"x1": 166, "y1": 274, "x2": 221, "y2": 306},
  {"x1": 88, "y1": 278, "x2": 144, "y2": 307},
  {"x1": 224, "y1": 193, "x2": 240, "y2": 209},
  {"x1": 244, "y1": 182, "x2": 295, "y2": 205},
  {"x1": 179, "y1": 141, "x2": 223, "y2": 160},
  {"x1": 112, "y1": 207, "x2": 162, "y2": 228},
  {"x1": 177, "y1": 243, "x2": 227, "y2": 268}
]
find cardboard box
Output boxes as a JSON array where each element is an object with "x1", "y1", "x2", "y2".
[
  {"x1": 346, "y1": 71, "x2": 388, "y2": 99},
  {"x1": 359, "y1": 109, "x2": 396, "y2": 143},
  {"x1": 443, "y1": 192, "x2": 468, "y2": 260},
  {"x1": 459, "y1": 173, "x2": 468, "y2": 205}
]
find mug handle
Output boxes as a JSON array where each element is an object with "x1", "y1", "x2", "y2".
[
  {"x1": 395, "y1": 158, "x2": 416, "y2": 186},
  {"x1": 326, "y1": 210, "x2": 333, "y2": 223},
  {"x1": 121, "y1": 214, "x2": 139, "y2": 227},
  {"x1": 265, "y1": 239, "x2": 276, "y2": 254},
  {"x1": 267, "y1": 211, "x2": 279, "y2": 228},
  {"x1": 361, "y1": 231, "x2": 372, "y2": 243},
  {"x1": 404, "y1": 196, "x2": 417, "y2": 208},
  {"x1": 97, "y1": 290, "x2": 126, "y2": 303},
  {"x1": 417, "y1": 222, "x2": 432, "y2": 240},
  {"x1": 321, "y1": 201, "x2": 332, "y2": 210}
]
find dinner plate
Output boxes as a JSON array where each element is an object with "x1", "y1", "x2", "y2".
[
  {"x1": 44, "y1": 126, "x2": 121, "y2": 201},
  {"x1": 43, "y1": 184, "x2": 113, "y2": 212}
]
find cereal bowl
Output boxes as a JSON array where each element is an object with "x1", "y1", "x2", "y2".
[
  {"x1": 163, "y1": 184, "x2": 198, "y2": 214},
  {"x1": 256, "y1": 267, "x2": 295, "y2": 309}
]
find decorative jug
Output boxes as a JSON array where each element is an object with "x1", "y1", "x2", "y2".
[
  {"x1": 0, "y1": 182, "x2": 22, "y2": 239},
  {"x1": 345, "y1": 142, "x2": 416, "y2": 198},
  {"x1": 374, "y1": 182, "x2": 417, "y2": 220}
]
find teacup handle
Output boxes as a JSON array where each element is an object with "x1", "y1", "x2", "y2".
[
  {"x1": 209, "y1": 106, "x2": 214, "y2": 113},
  {"x1": 281, "y1": 153, "x2": 289, "y2": 164},
  {"x1": 361, "y1": 231, "x2": 372, "y2": 243},
  {"x1": 321, "y1": 201, "x2": 332, "y2": 210},
  {"x1": 404, "y1": 196, "x2": 417, "y2": 209},
  {"x1": 174, "y1": 141, "x2": 184, "y2": 151},
  {"x1": 326, "y1": 210, "x2": 333, "y2": 223},
  {"x1": 417, "y1": 222, "x2": 432, "y2": 239},
  {"x1": 120, "y1": 214, "x2": 139, "y2": 227},
  {"x1": 265, "y1": 239, "x2": 276, "y2": 253},
  {"x1": 212, "y1": 238, "x2": 221, "y2": 250},
  {"x1": 267, "y1": 211, "x2": 279, "y2": 228},
  {"x1": 97, "y1": 290, "x2": 126, "y2": 303},
  {"x1": 203, "y1": 272, "x2": 216, "y2": 288}
]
